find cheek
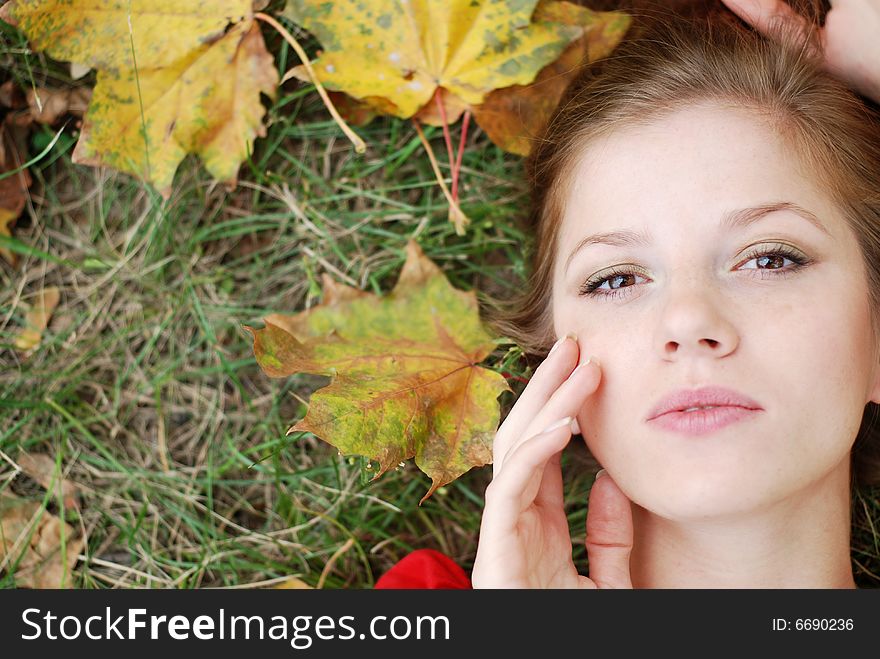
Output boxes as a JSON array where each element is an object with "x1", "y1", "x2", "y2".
[
  {"x1": 573, "y1": 343, "x2": 645, "y2": 467},
  {"x1": 782, "y1": 276, "x2": 874, "y2": 410}
]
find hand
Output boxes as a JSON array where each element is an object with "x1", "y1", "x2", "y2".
[
  {"x1": 471, "y1": 334, "x2": 634, "y2": 588},
  {"x1": 721, "y1": 0, "x2": 880, "y2": 105}
]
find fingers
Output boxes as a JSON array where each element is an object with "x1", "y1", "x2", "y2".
[
  {"x1": 533, "y1": 441, "x2": 566, "y2": 509},
  {"x1": 585, "y1": 470, "x2": 634, "y2": 589},
  {"x1": 721, "y1": 0, "x2": 813, "y2": 40},
  {"x1": 510, "y1": 356, "x2": 599, "y2": 468},
  {"x1": 494, "y1": 335, "x2": 601, "y2": 476},
  {"x1": 493, "y1": 334, "x2": 579, "y2": 473},
  {"x1": 484, "y1": 419, "x2": 575, "y2": 532},
  {"x1": 820, "y1": 0, "x2": 880, "y2": 104}
]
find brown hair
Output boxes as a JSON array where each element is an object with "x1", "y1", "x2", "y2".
[{"x1": 480, "y1": 0, "x2": 880, "y2": 490}]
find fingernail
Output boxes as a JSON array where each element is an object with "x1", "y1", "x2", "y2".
[
  {"x1": 595, "y1": 468, "x2": 607, "y2": 481},
  {"x1": 572, "y1": 355, "x2": 600, "y2": 376},
  {"x1": 541, "y1": 416, "x2": 572, "y2": 434},
  {"x1": 548, "y1": 332, "x2": 577, "y2": 357}
]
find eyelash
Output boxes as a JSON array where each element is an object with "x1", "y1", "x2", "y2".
[{"x1": 577, "y1": 243, "x2": 813, "y2": 300}]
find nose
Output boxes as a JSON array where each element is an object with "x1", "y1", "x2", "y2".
[{"x1": 654, "y1": 283, "x2": 738, "y2": 360}]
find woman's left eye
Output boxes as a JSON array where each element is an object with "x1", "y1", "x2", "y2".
[{"x1": 577, "y1": 243, "x2": 812, "y2": 300}]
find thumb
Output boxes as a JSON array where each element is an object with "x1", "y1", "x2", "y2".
[{"x1": 584, "y1": 469, "x2": 633, "y2": 589}]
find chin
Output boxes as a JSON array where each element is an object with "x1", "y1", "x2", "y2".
[{"x1": 630, "y1": 470, "x2": 769, "y2": 522}]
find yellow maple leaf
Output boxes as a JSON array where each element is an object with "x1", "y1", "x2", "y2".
[
  {"x1": 0, "y1": 1, "x2": 279, "y2": 197},
  {"x1": 0, "y1": 0, "x2": 252, "y2": 69},
  {"x1": 309, "y1": 2, "x2": 632, "y2": 148},
  {"x1": 283, "y1": 0, "x2": 583, "y2": 119},
  {"x1": 245, "y1": 240, "x2": 513, "y2": 505}
]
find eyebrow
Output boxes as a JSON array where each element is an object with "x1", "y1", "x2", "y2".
[{"x1": 563, "y1": 201, "x2": 831, "y2": 274}]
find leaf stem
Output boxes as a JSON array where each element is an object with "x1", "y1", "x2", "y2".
[
  {"x1": 452, "y1": 110, "x2": 470, "y2": 201},
  {"x1": 433, "y1": 90, "x2": 456, "y2": 197},
  {"x1": 500, "y1": 371, "x2": 529, "y2": 385},
  {"x1": 412, "y1": 119, "x2": 468, "y2": 235},
  {"x1": 255, "y1": 12, "x2": 366, "y2": 154}
]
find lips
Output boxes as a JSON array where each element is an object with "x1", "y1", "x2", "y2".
[{"x1": 647, "y1": 386, "x2": 763, "y2": 421}]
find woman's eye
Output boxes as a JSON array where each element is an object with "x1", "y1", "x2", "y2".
[
  {"x1": 736, "y1": 243, "x2": 811, "y2": 273},
  {"x1": 577, "y1": 243, "x2": 811, "y2": 300},
  {"x1": 739, "y1": 252, "x2": 796, "y2": 270},
  {"x1": 578, "y1": 268, "x2": 648, "y2": 299}
]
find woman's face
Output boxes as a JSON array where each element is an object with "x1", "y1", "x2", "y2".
[{"x1": 553, "y1": 101, "x2": 880, "y2": 521}]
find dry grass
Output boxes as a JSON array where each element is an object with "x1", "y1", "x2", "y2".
[{"x1": 0, "y1": 44, "x2": 540, "y2": 585}]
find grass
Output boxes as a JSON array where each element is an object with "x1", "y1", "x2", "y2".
[
  {"x1": 1, "y1": 1, "x2": 879, "y2": 590},
  {"x1": 0, "y1": 7, "x2": 604, "y2": 589}
]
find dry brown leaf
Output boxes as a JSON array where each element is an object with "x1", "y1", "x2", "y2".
[
  {"x1": 0, "y1": 493, "x2": 82, "y2": 588},
  {"x1": 16, "y1": 453, "x2": 80, "y2": 511},
  {"x1": 0, "y1": 115, "x2": 32, "y2": 266},
  {"x1": 324, "y1": 90, "x2": 378, "y2": 127},
  {"x1": 26, "y1": 86, "x2": 91, "y2": 124},
  {"x1": 0, "y1": 79, "x2": 27, "y2": 110},
  {"x1": 14, "y1": 287, "x2": 60, "y2": 351}
]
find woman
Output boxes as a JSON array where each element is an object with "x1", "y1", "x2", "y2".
[
  {"x1": 472, "y1": 0, "x2": 880, "y2": 589},
  {"x1": 376, "y1": 0, "x2": 880, "y2": 589}
]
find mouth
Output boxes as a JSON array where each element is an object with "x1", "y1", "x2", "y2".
[
  {"x1": 646, "y1": 386, "x2": 763, "y2": 436},
  {"x1": 648, "y1": 386, "x2": 763, "y2": 420},
  {"x1": 662, "y1": 404, "x2": 744, "y2": 415}
]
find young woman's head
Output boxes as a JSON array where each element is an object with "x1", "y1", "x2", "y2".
[{"x1": 483, "y1": 0, "x2": 880, "y2": 520}]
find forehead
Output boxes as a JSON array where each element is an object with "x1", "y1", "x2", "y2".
[{"x1": 559, "y1": 102, "x2": 822, "y2": 235}]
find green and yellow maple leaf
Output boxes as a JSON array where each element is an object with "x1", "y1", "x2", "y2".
[
  {"x1": 283, "y1": 0, "x2": 584, "y2": 119},
  {"x1": 0, "y1": 0, "x2": 279, "y2": 197},
  {"x1": 245, "y1": 240, "x2": 512, "y2": 505}
]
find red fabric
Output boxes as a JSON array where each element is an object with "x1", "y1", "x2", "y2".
[{"x1": 374, "y1": 548, "x2": 472, "y2": 589}]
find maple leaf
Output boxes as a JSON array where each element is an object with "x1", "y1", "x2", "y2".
[
  {"x1": 0, "y1": 0, "x2": 279, "y2": 197},
  {"x1": 282, "y1": 0, "x2": 583, "y2": 120},
  {"x1": 311, "y1": 2, "x2": 630, "y2": 146},
  {"x1": 473, "y1": 1, "x2": 631, "y2": 155},
  {"x1": 245, "y1": 240, "x2": 512, "y2": 505}
]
